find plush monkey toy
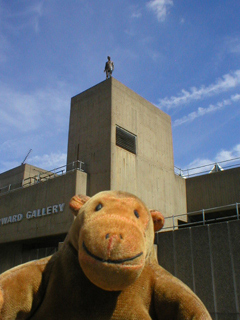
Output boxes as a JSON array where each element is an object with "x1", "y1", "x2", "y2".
[{"x1": 0, "y1": 191, "x2": 212, "y2": 319}]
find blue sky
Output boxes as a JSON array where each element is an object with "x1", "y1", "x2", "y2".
[{"x1": 0, "y1": 0, "x2": 239, "y2": 174}]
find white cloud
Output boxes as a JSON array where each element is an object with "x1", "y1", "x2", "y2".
[
  {"x1": 0, "y1": 151, "x2": 67, "y2": 174},
  {"x1": 231, "y1": 93, "x2": 240, "y2": 101},
  {"x1": 6, "y1": 1, "x2": 44, "y2": 18},
  {"x1": 173, "y1": 93, "x2": 240, "y2": 126},
  {"x1": 0, "y1": 160, "x2": 20, "y2": 174},
  {"x1": 131, "y1": 11, "x2": 142, "y2": 19},
  {"x1": 0, "y1": 82, "x2": 70, "y2": 173},
  {"x1": 0, "y1": 83, "x2": 70, "y2": 133},
  {"x1": 0, "y1": 2, "x2": 43, "y2": 65},
  {"x1": 146, "y1": 0, "x2": 173, "y2": 22},
  {"x1": 180, "y1": 144, "x2": 240, "y2": 176},
  {"x1": 2, "y1": 1, "x2": 44, "y2": 33},
  {"x1": 0, "y1": 88, "x2": 41, "y2": 132},
  {"x1": 28, "y1": 2, "x2": 44, "y2": 33},
  {"x1": 124, "y1": 29, "x2": 135, "y2": 37},
  {"x1": 28, "y1": 152, "x2": 67, "y2": 171},
  {"x1": 227, "y1": 37, "x2": 240, "y2": 54},
  {"x1": 215, "y1": 144, "x2": 240, "y2": 162},
  {"x1": 128, "y1": 4, "x2": 142, "y2": 20},
  {"x1": 159, "y1": 70, "x2": 240, "y2": 109}
]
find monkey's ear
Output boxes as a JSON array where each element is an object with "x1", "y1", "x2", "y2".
[
  {"x1": 69, "y1": 195, "x2": 90, "y2": 217},
  {"x1": 150, "y1": 210, "x2": 165, "y2": 232}
]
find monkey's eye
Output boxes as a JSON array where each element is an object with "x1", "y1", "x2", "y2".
[
  {"x1": 95, "y1": 203, "x2": 103, "y2": 211},
  {"x1": 134, "y1": 210, "x2": 140, "y2": 218}
]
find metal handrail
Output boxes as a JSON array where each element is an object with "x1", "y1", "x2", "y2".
[
  {"x1": 160, "y1": 202, "x2": 240, "y2": 232},
  {"x1": 175, "y1": 157, "x2": 240, "y2": 178},
  {"x1": 0, "y1": 161, "x2": 85, "y2": 196}
]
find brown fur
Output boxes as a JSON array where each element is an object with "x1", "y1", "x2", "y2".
[{"x1": 0, "y1": 190, "x2": 212, "y2": 319}]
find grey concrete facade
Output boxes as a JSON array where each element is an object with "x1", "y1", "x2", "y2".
[
  {"x1": 67, "y1": 80, "x2": 112, "y2": 195},
  {"x1": 186, "y1": 167, "x2": 240, "y2": 212},
  {"x1": 0, "y1": 164, "x2": 49, "y2": 192},
  {"x1": 0, "y1": 170, "x2": 87, "y2": 244},
  {"x1": 156, "y1": 220, "x2": 240, "y2": 320},
  {"x1": 67, "y1": 78, "x2": 187, "y2": 223}
]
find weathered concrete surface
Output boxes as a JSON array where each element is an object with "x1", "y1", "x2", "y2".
[
  {"x1": 67, "y1": 78, "x2": 187, "y2": 221},
  {"x1": 186, "y1": 167, "x2": 240, "y2": 212},
  {"x1": 0, "y1": 170, "x2": 87, "y2": 244},
  {"x1": 67, "y1": 80, "x2": 111, "y2": 196},
  {"x1": 156, "y1": 220, "x2": 240, "y2": 319}
]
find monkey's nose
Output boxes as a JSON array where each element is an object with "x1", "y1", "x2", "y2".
[
  {"x1": 105, "y1": 234, "x2": 123, "y2": 257},
  {"x1": 105, "y1": 233, "x2": 123, "y2": 240}
]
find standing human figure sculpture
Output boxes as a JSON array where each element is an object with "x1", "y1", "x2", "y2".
[{"x1": 104, "y1": 56, "x2": 114, "y2": 79}]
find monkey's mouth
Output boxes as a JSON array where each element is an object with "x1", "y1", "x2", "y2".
[{"x1": 82, "y1": 242, "x2": 143, "y2": 264}]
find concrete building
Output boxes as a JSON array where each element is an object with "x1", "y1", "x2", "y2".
[
  {"x1": 0, "y1": 78, "x2": 239, "y2": 319},
  {"x1": 67, "y1": 78, "x2": 186, "y2": 221},
  {"x1": 0, "y1": 78, "x2": 186, "y2": 271},
  {"x1": 186, "y1": 166, "x2": 240, "y2": 223}
]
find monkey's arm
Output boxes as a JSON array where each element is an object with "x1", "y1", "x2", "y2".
[
  {"x1": 153, "y1": 267, "x2": 212, "y2": 320},
  {"x1": 0, "y1": 256, "x2": 51, "y2": 320}
]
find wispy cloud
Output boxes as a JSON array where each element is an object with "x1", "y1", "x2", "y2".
[
  {"x1": 6, "y1": 2, "x2": 43, "y2": 18},
  {"x1": 29, "y1": 2, "x2": 44, "y2": 33},
  {"x1": 28, "y1": 152, "x2": 67, "y2": 171},
  {"x1": 159, "y1": 70, "x2": 240, "y2": 109},
  {"x1": 0, "y1": 160, "x2": 20, "y2": 173},
  {"x1": 0, "y1": 83, "x2": 70, "y2": 133},
  {"x1": 2, "y1": 1, "x2": 44, "y2": 33},
  {"x1": 131, "y1": 8, "x2": 142, "y2": 19},
  {"x1": 180, "y1": 18, "x2": 185, "y2": 24},
  {"x1": 0, "y1": 151, "x2": 67, "y2": 174},
  {"x1": 179, "y1": 144, "x2": 240, "y2": 176},
  {"x1": 190, "y1": 144, "x2": 240, "y2": 168},
  {"x1": 227, "y1": 36, "x2": 240, "y2": 54},
  {"x1": 146, "y1": 0, "x2": 173, "y2": 22},
  {"x1": 215, "y1": 144, "x2": 240, "y2": 162},
  {"x1": 0, "y1": 82, "x2": 70, "y2": 173},
  {"x1": 131, "y1": 12, "x2": 142, "y2": 19},
  {"x1": 173, "y1": 93, "x2": 240, "y2": 126}
]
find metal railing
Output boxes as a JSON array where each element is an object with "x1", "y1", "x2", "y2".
[
  {"x1": 161, "y1": 202, "x2": 240, "y2": 231},
  {"x1": 0, "y1": 160, "x2": 85, "y2": 196},
  {"x1": 175, "y1": 157, "x2": 240, "y2": 178}
]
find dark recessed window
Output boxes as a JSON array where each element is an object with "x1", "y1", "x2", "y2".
[{"x1": 116, "y1": 126, "x2": 136, "y2": 154}]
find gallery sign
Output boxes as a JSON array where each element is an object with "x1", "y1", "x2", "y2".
[{"x1": 0, "y1": 203, "x2": 65, "y2": 226}]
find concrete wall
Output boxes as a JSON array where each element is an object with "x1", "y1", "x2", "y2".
[
  {"x1": 67, "y1": 80, "x2": 111, "y2": 196},
  {"x1": 186, "y1": 167, "x2": 240, "y2": 212},
  {"x1": 156, "y1": 220, "x2": 240, "y2": 319},
  {"x1": 0, "y1": 242, "x2": 58, "y2": 274},
  {"x1": 23, "y1": 164, "x2": 49, "y2": 181},
  {"x1": 0, "y1": 170, "x2": 87, "y2": 244},
  {"x1": 67, "y1": 78, "x2": 186, "y2": 219},
  {"x1": 110, "y1": 78, "x2": 187, "y2": 220},
  {"x1": 0, "y1": 164, "x2": 50, "y2": 192},
  {"x1": 0, "y1": 165, "x2": 25, "y2": 190}
]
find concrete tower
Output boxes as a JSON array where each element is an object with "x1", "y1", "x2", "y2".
[{"x1": 67, "y1": 78, "x2": 186, "y2": 221}]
